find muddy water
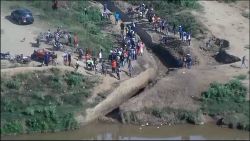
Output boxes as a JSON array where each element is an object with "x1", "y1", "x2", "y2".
[{"x1": 2, "y1": 122, "x2": 249, "y2": 140}]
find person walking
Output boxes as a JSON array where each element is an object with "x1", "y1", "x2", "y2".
[
  {"x1": 241, "y1": 56, "x2": 248, "y2": 68},
  {"x1": 68, "y1": 53, "x2": 71, "y2": 66}
]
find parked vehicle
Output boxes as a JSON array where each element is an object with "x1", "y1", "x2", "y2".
[
  {"x1": 11, "y1": 8, "x2": 34, "y2": 25},
  {"x1": 31, "y1": 49, "x2": 55, "y2": 61}
]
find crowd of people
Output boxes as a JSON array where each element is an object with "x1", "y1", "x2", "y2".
[
  {"x1": 44, "y1": 27, "x2": 79, "y2": 50},
  {"x1": 128, "y1": 3, "x2": 193, "y2": 69}
]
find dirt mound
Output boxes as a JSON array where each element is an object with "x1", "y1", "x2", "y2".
[
  {"x1": 214, "y1": 50, "x2": 241, "y2": 64},
  {"x1": 214, "y1": 38, "x2": 230, "y2": 49}
]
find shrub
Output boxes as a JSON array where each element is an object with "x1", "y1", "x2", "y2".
[
  {"x1": 1, "y1": 120, "x2": 23, "y2": 134},
  {"x1": 5, "y1": 80, "x2": 20, "y2": 89},
  {"x1": 201, "y1": 79, "x2": 249, "y2": 131},
  {"x1": 234, "y1": 74, "x2": 247, "y2": 80}
]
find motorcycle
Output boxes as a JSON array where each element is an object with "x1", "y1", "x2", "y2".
[
  {"x1": 0, "y1": 52, "x2": 11, "y2": 60},
  {"x1": 11, "y1": 54, "x2": 31, "y2": 64}
]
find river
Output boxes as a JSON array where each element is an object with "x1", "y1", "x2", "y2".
[{"x1": 2, "y1": 122, "x2": 249, "y2": 140}]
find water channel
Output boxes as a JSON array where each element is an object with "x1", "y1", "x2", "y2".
[{"x1": 2, "y1": 122, "x2": 249, "y2": 140}]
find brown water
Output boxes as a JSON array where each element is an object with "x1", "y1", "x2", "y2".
[{"x1": 2, "y1": 122, "x2": 249, "y2": 140}]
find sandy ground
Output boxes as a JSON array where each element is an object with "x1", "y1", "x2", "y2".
[{"x1": 192, "y1": 1, "x2": 249, "y2": 59}]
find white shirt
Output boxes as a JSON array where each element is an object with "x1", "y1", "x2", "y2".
[{"x1": 99, "y1": 52, "x2": 102, "y2": 59}]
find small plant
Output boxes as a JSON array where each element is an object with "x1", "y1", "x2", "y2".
[{"x1": 234, "y1": 74, "x2": 247, "y2": 80}]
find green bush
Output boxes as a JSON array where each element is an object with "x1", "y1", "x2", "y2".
[
  {"x1": 201, "y1": 79, "x2": 249, "y2": 131},
  {"x1": 5, "y1": 80, "x2": 20, "y2": 89},
  {"x1": 65, "y1": 72, "x2": 83, "y2": 86},
  {"x1": 1, "y1": 120, "x2": 23, "y2": 134}
]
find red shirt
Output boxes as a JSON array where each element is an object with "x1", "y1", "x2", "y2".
[{"x1": 111, "y1": 60, "x2": 117, "y2": 68}]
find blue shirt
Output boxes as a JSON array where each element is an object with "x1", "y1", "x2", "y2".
[{"x1": 115, "y1": 13, "x2": 120, "y2": 20}]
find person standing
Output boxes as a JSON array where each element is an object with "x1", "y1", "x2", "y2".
[
  {"x1": 62, "y1": 52, "x2": 68, "y2": 65},
  {"x1": 75, "y1": 59, "x2": 80, "y2": 71},
  {"x1": 44, "y1": 52, "x2": 49, "y2": 66},
  {"x1": 99, "y1": 49, "x2": 103, "y2": 63},
  {"x1": 73, "y1": 33, "x2": 79, "y2": 48},
  {"x1": 111, "y1": 59, "x2": 117, "y2": 73},
  {"x1": 120, "y1": 22, "x2": 125, "y2": 36},
  {"x1": 116, "y1": 62, "x2": 120, "y2": 80},
  {"x1": 179, "y1": 25, "x2": 183, "y2": 39},
  {"x1": 241, "y1": 56, "x2": 248, "y2": 68},
  {"x1": 186, "y1": 54, "x2": 192, "y2": 69},
  {"x1": 115, "y1": 12, "x2": 120, "y2": 25},
  {"x1": 84, "y1": 8, "x2": 88, "y2": 15},
  {"x1": 128, "y1": 59, "x2": 133, "y2": 77},
  {"x1": 173, "y1": 23, "x2": 176, "y2": 36},
  {"x1": 93, "y1": 57, "x2": 97, "y2": 74},
  {"x1": 68, "y1": 32, "x2": 72, "y2": 46},
  {"x1": 187, "y1": 32, "x2": 191, "y2": 46},
  {"x1": 120, "y1": 52, "x2": 125, "y2": 67},
  {"x1": 68, "y1": 53, "x2": 71, "y2": 66}
]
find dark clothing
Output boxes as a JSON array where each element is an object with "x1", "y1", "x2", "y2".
[
  {"x1": 68, "y1": 54, "x2": 71, "y2": 66},
  {"x1": 120, "y1": 23, "x2": 125, "y2": 30},
  {"x1": 173, "y1": 24, "x2": 176, "y2": 35}
]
